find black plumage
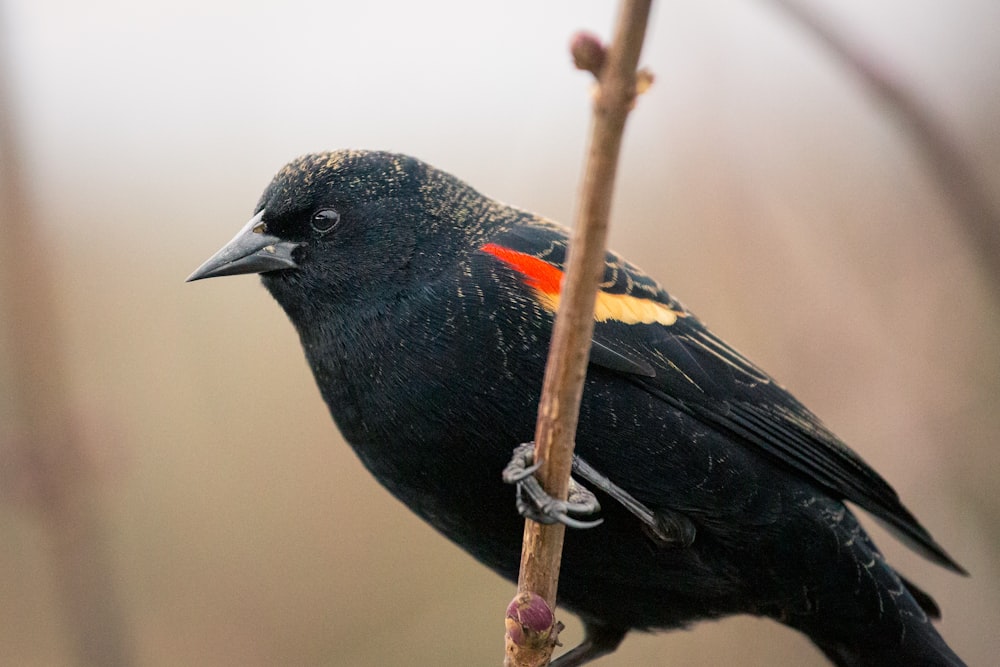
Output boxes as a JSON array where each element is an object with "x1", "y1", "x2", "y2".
[{"x1": 188, "y1": 150, "x2": 966, "y2": 666}]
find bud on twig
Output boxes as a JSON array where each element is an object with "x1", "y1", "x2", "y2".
[
  {"x1": 505, "y1": 592, "x2": 563, "y2": 667},
  {"x1": 571, "y1": 32, "x2": 607, "y2": 77},
  {"x1": 572, "y1": 30, "x2": 655, "y2": 105}
]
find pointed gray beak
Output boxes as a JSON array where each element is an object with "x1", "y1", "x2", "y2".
[{"x1": 187, "y1": 210, "x2": 301, "y2": 282}]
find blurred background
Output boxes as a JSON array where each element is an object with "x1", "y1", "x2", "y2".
[{"x1": 1, "y1": 1, "x2": 997, "y2": 665}]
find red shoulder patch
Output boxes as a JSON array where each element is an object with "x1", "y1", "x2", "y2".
[{"x1": 481, "y1": 243, "x2": 563, "y2": 296}]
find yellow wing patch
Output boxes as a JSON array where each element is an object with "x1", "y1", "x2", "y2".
[{"x1": 536, "y1": 288, "x2": 682, "y2": 326}]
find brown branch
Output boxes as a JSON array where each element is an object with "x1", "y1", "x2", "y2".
[
  {"x1": 504, "y1": 2, "x2": 654, "y2": 666},
  {"x1": 0, "y1": 13, "x2": 133, "y2": 667},
  {"x1": 767, "y1": 0, "x2": 1000, "y2": 296}
]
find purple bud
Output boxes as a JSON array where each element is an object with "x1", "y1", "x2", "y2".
[
  {"x1": 506, "y1": 592, "x2": 555, "y2": 648},
  {"x1": 570, "y1": 31, "x2": 607, "y2": 76}
]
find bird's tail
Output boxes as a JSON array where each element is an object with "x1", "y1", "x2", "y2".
[
  {"x1": 785, "y1": 502, "x2": 965, "y2": 666},
  {"x1": 809, "y1": 610, "x2": 965, "y2": 667}
]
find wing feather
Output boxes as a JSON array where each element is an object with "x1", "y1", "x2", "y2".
[{"x1": 478, "y1": 222, "x2": 965, "y2": 574}]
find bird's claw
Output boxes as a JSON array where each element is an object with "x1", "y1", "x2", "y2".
[
  {"x1": 503, "y1": 442, "x2": 603, "y2": 529},
  {"x1": 502, "y1": 444, "x2": 544, "y2": 484}
]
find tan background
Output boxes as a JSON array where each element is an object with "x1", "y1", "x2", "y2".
[{"x1": 1, "y1": 1, "x2": 998, "y2": 665}]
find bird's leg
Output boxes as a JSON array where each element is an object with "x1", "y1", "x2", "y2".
[
  {"x1": 502, "y1": 443, "x2": 603, "y2": 529},
  {"x1": 550, "y1": 622, "x2": 627, "y2": 667},
  {"x1": 571, "y1": 455, "x2": 696, "y2": 547},
  {"x1": 503, "y1": 442, "x2": 696, "y2": 547}
]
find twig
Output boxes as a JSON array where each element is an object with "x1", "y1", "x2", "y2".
[
  {"x1": 767, "y1": 0, "x2": 1000, "y2": 296},
  {"x1": 504, "y1": 2, "x2": 654, "y2": 666},
  {"x1": 0, "y1": 14, "x2": 133, "y2": 667}
]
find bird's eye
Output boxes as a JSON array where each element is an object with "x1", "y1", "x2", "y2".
[{"x1": 311, "y1": 208, "x2": 340, "y2": 234}]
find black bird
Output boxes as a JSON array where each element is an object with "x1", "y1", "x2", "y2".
[{"x1": 188, "y1": 150, "x2": 966, "y2": 666}]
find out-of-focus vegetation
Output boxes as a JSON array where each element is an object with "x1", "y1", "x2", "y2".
[{"x1": 1, "y1": 2, "x2": 997, "y2": 665}]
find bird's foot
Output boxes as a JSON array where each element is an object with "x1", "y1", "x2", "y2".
[
  {"x1": 502, "y1": 443, "x2": 603, "y2": 529},
  {"x1": 504, "y1": 443, "x2": 696, "y2": 548}
]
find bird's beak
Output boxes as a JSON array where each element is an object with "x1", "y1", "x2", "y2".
[{"x1": 187, "y1": 210, "x2": 300, "y2": 282}]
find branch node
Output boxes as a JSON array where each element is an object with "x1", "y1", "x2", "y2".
[
  {"x1": 573, "y1": 31, "x2": 654, "y2": 108},
  {"x1": 505, "y1": 592, "x2": 564, "y2": 667}
]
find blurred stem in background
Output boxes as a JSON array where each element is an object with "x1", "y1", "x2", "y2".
[
  {"x1": 0, "y1": 8, "x2": 134, "y2": 667},
  {"x1": 768, "y1": 0, "x2": 1000, "y2": 299}
]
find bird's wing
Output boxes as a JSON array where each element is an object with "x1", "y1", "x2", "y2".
[{"x1": 478, "y1": 223, "x2": 964, "y2": 574}]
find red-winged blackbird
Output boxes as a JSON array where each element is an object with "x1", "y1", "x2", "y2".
[{"x1": 189, "y1": 150, "x2": 966, "y2": 666}]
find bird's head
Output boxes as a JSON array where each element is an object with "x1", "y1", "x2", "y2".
[{"x1": 188, "y1": 150, "x2": 487, "y2": 312}]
